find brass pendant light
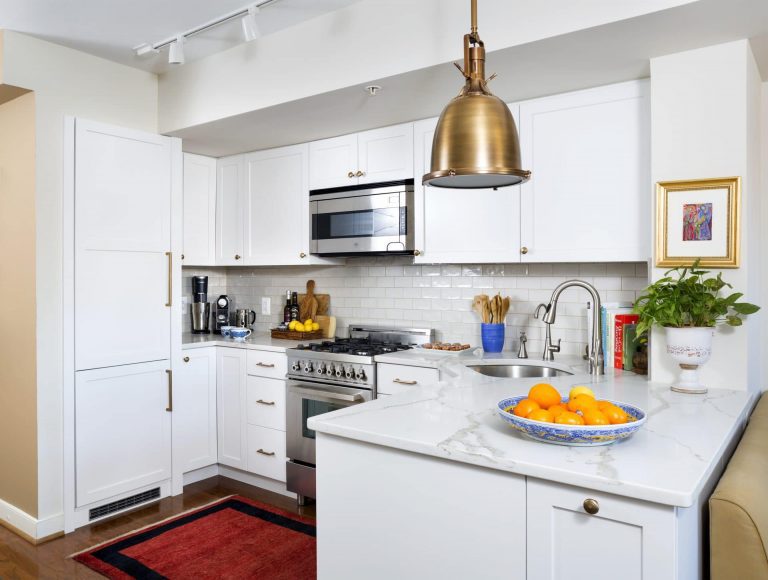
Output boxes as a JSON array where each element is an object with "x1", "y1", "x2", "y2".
[{"x1": 423, "y1": 0, "x2": 530, "y2": 189}]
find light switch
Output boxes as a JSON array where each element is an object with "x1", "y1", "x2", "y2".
[{"x1": 261, "y1": 297, "x2": 271, "y2": 315}]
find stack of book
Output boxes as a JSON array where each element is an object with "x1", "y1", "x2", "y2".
[{"x1": 600, "y1": 303, "x2": 640, "y2": 371}]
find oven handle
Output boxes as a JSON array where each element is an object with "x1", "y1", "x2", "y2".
[{"x1": 290, "y1": 385, "x2": 365, "y2": 403}]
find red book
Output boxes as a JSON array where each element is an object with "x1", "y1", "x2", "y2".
[{"x1": 614, "y1": 314, "x2": 639, "y2": 369}]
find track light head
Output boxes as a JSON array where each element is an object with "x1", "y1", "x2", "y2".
[
  {"x1": 241, "y1": 6, "x2": 260, "y2": 42},
  {"x1": 168, "y1": 35, "x2": 185, "y2": 65}
]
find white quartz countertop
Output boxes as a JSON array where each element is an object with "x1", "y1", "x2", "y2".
[
  {"x1": 375, "y1": 348, "x2": 589, "y2": 372},
  {"x1": 308, "y1": 360, "x2": 754, "y2": 507},
  {"x1": 182, "y1": 331, "x2": 322, "y2": 353}
]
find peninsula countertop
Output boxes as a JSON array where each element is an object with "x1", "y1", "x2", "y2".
[
  {"x1": 308, "y1": 360, "x2": 754, "y2": 507},
  {"x1": 182, "y1": 331, "x2": 323, "y2": 352}
]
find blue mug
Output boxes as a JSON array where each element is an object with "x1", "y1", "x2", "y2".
[
  {"x1": 229, "y1": 327, "x2": 252, "y2": 341},
  {"x1": 481, "y1": 323, "x2": 505, "y2": 353},
  {"x1": 220, "y1": 326, "x2": 235, "y2": 337}
]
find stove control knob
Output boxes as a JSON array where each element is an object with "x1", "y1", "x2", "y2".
[
  {"x1": 316, "y1": 363, "x2": 326, "y2": 376},
  {"x1": 345, "y1": 367, "x2": 354, "y2": 379},
  {"x1": 355, "y1": 368, "x2": 367, "y2": 382},
  {"x1": 326, "y1": 364, "x2": 335, "y2": 376},
  {"x1": 304, "y1": 362, "x2": 313, "y2": 373},
  {"x1": 291, "y1": 361, "x2": 301, "y2": 372},
  {"x1": 335, "y1": 366, "x2": 344, "y2": 378}
]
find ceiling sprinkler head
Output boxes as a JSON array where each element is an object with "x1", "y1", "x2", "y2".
[{"x1": 365, "y1": 85, "x2": 382, "y2": 96}]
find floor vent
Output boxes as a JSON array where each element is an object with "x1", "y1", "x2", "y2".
[{"x1": 89, "y1": 487, "x2": 161, "y2": 521}]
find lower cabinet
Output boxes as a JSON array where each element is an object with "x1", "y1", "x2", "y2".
[
  {"x1": 246, "y1": 425, "x2": 287, "y2": 482},
  {"x1": 377, "y1": 362, "x2": 439, "y2": 395},
  {"x1": 245, "y1": 371, "x2": 288, "y2": 482},
  {"x1": 175, "y1": 347, "x2": 217, "y2": 473},
  {"x1": 216, "y1": 347, "x2": 248, "y2": 470}
]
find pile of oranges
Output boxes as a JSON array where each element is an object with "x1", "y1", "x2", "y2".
[{"x1": 507, "y1": 384, "x2": 630, "y2": 426}]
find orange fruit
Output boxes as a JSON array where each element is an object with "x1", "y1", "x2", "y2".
[
  {"x1": 582, "y1": 409, "x2": 610, "y2": 426},
  {"x1": 602, "y1": 404, "x2": 629, "y2": 425},
  {"x1": 528, "y1": 383, "x2": 562, "y2": 409},
  {"x1": 596, "y1": 400, "x2": 614, "y2": 412},
  {"x1": 554, "y1": 411, "x2": 585, "y2": 426},
  {"x1": 567, "y1": 395, "x2": 598, "y2": 414},
  {"x1": 513, "y1": 398, "x2": 540, "y2": 418},
  {"x1": 527, "y1": 408, "x2": 555, "y2": 423},
  {"x1": 548, "y1": 404, "x2": 567, "y2": 418}
]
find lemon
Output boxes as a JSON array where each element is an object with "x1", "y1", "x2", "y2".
[
  {"x1": 295, "y1": 323, "x2": 305, "y2": 332},
  {"x1": 304, "y1": 319, "x2": 313, "y2": 327},
  {"x1": 288, "y1": 320, "x2": 297, "y2": 331},
  {"x1": 569, "y1": 385, "x2": 596, "y2": 401},
  {"x1": 312, "y1": 322, "x2": 320, "y2": 331}
]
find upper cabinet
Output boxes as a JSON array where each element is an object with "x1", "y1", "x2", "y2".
[
  {"x1": 309, "y1": 123, "x2": 414, "y2": 190},
  {"x1": 519, "y1": 80, "x2": 650, "y2": 263},
  {"x1": 216, "y1": 155, "x2": 245, "y2": 265},
  {"x1": 182, "y1": 153, "x2": 217, "y2": 266},
  {"x1": 413, "y1": 114, "x2": 522, "y2": 264}
]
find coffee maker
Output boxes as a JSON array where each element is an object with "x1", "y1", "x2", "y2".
[
  {"x1": 214, "y1": 295, "x2": 231, "y2": 334},
  {"x1": 190, "y1": 276, "x2": 211, "y2": 334}
]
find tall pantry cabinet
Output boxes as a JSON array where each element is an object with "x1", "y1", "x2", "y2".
[{"x1": 64, "y1": 118, "x2": 182, "y2": 532}]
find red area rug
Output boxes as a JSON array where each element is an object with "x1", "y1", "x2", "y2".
[{"x1": 72, "y1": 495, "x2": 316, "y2": 579}]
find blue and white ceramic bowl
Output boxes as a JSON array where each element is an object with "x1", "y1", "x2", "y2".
[
  {"x1": 220, "y1": 326, "x2": 235, "y2": 337},
  {"x1": 229, "y1": 327, "x2": 252, "y2": 341},
  {"x1": 497, "y1": 396, "x2": 646, "y2": 446}
]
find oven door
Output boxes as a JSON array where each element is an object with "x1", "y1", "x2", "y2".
[
  {"x1": 286, "y1": 379, "x2": 373, "y2": 465},
  {"x1": 310, "y1": 190, "x2": 413, "y2": 255}
]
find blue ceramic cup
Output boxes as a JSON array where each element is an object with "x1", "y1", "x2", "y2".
[
  {"x1": 229, "y1": 327, "x2": 252, "y2": 341},
  {"x1": 220, "y1": 326, "x2": 235, "y2": 337},
  {"x1": 481, "y1": 323, "x2": 505, "y2": 353}
]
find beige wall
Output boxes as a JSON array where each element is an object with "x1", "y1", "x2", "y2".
[{"x1": 0, "y1": 90, "x2": 37, "y2": 517}]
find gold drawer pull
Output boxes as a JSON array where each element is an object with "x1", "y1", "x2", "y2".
[
  {"x1": 256, "y1": 399, "x2": 275, "y2": 406},
  {"x1": 165, "y1": 369, "x2": 173, "y2": 412},
  {"x1": 165, "y1": 252, "x2": 173, "y2": 307},
  {"x1": 393, "y1": 378, "x2": 417, "y2": 385},
  {"x1": 257, "y1": 449, "x2": 275, "y2": 457},
  {"x1": 583, "y1": 498, "x2": 599, "y2": 515},
  {"x1": 256, "y1": 362, "x2": 275, "y2": 368}
]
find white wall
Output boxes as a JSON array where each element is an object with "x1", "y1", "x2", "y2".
[
  {"x1": 157, "y1": 0, "x2": 696, "y2": 133},
  {"x1": 649, "y1": 40, "x2": 763, "y2": 391},
  {"x1": 0, "y1": 30, "x2": 158, "y2": 527}
]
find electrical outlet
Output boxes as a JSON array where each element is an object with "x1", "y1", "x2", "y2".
[{"x1": 261, "y1": 297, "x2": 271, "y2": 316}]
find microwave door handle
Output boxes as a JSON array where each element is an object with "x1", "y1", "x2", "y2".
[{"x1": 291, "y1": 386, "x2": 364, "y2": 403}]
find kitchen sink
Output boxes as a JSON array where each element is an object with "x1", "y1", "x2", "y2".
[{"x1": 467, "y1": 364, "x2": 573, "y2": 378}]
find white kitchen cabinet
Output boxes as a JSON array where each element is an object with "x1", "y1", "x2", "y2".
[
  {"x1": 246, "y1": 425, "x2": 287, "y2": 482},
  {"x1": 376, "y1": 363, "x2": 439, "y2": 396},
  {"x1": 413, "y1": 115, "x2": 522, "y2": 264},
  {"x1": 246, "y1": 375, "x2": 287, "y2": 432},
  {"x1": 243, "y1": 144, "x2": 311, "y2": 265},
  {"x1": 175, "y1": 348, "x2": 217, "y2": 474},
  {"x1": 519, "y1": 80, "x2": 650, "y2": 262},
  {"x1": 309, "y1": 123, "x2": 413, "y2": 190},
  {"x1": 215, "y1": 154, "x2": 245, "y2": 265},
  {"x1": 216, "y1": 347, "x2": 248, "y2": 470},
  {"x1": 526, "y1": 478, "x2": 675, "y2": 580},
  {"x1": 75, "y1": 361, "x2": 172, "y2": 507},
  {"x1": 182, "y1": 153, "x2": 217, "y2": 266}
]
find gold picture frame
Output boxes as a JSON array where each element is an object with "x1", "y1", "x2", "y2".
[{"x1": 656, "y1": 176, "x2": 740, "y2": 268}]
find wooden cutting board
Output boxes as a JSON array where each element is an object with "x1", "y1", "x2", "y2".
[
  {"x1": 298, "y1": 293, "x2": 329, "y2": 315},
  {"x1": 315, "y1": 315, "x2": 336, "y2": 338}
]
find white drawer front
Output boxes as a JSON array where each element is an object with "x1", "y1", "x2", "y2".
[
  {"x1": 377, "y1": 363, "x2": 439, "y2": 395},
  {"x1": 246, "y1": 425, "x2": 286, "y2": 482},
  {"x1": 246, "y1": 376, "x2": 286, "y2": 431},
  {"x1": 246, "y1": 349, "x2": 287, "y2": 379}
]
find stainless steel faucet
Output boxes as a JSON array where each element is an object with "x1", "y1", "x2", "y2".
[
  {"x1": 537, "y1": 280, "x2": 604, "y2": 375},
  {"x1": 517, "y1": 331, "x2": 528, "y2": 359}
]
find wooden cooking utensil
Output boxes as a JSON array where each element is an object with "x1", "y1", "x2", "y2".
[
  {"x1": 299, "y1": 280, "x2": 319, "y2": 321},
  {"x1": 502, "y1": 296, "x2": 510, "y2": 320}
]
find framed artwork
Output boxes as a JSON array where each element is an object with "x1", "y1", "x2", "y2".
[{"x1": 656, "y1": 176, "x2": 740, "y2": 268}]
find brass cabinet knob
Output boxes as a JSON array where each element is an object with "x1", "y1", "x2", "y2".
[
  {"x1": 183, "y1": 356, "x2": 189, "y2": 363},
  {"x1": 299, "y1": 252, "x2": 307, "y2": 258},
  {"x1": 235, "y1": 254, "x2": 241, "y2": 260},
  {"x1": 521, "y1": 247, "x2": 529, "y2": 255},
  {"x1": 348, "y1": 171, "x2": 355, "y2": 178},
  {"x1": 355, "y1": 170, "x2": 365, "y2": 177},
  {"x1": 181, "y1": 254, "x2": 185, "y2": 260},
  {"x1": 583, "y1": 498, "x2": 600, "y2": 515},
  {"x1": 414, "y1": 250, "x2": 421, "y2": 256}
]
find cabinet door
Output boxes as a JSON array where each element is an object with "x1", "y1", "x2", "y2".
[
  {"x1": 357, "y1": 122, "x2": 414, "y2": 185},
  {"x1": 526, "y1": 478, "x2": 675, "y2": 580},
  {"x1": 74, "y1": 119, "x2": 172, "y2": 370},
  {"x1": 216, "y1": 347, "x2": 247, "y2": 469},
  {"x1": 309, "y1": 133, "x2": 358, "y2": 190},
  {"x1": 413, "y1": 116, "x2": 521, "y2": 264},
  {"x1": 182, "y1": 153, "x2": 217, "y2": 266},
  {"x1": 215, "y1": 155, "x2": 245, "y2": 265},
  {"x1": 243, "y1": 144, "x2": 309, "y2": 265},
  {"x1": 519, "y1": 80, "x2": 650, "y2": 262},
  {"x1": 75, "y1": 361, "x2": 171, "y2": 507},
  {"x1": 175, "y1": 348, "x2": 217, "y2": 473}
]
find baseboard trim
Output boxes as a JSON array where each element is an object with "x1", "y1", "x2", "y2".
[
  {"x1": 183, "y1": 464, "x2": 220, "y2": 487},
  {"x1": 218, "y1": 466, "x2": 296, "y2": 498},
  {"x1": 0, "y1": 498, "x2": 64, "y2": 544}
]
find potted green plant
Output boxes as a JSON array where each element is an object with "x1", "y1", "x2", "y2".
[{"x1": 633, "y1": 260, "x2": 759, "y2": 394}]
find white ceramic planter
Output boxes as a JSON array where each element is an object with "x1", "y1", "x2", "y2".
[{"x1": 665, "y1": 326, "x2": 713, "y2": 394}]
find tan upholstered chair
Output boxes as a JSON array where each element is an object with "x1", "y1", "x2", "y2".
[{"x1": 710, "y1": 393, "x2": 768, "y2": 580}]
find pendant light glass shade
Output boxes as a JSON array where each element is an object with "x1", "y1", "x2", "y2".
[{"x1": 423, "y1": 0, "x2": 530, "y2": 189}]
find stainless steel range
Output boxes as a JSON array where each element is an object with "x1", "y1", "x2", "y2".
[{"x1": 286, "y1": 325, "x2": 434, "y2": 504}]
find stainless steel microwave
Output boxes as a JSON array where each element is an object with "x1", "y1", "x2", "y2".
[{"x1": 309, "y1": 179, "x2": 415, "y2": 256}]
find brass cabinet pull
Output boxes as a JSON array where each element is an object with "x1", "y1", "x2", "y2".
[
  {"x1": 393, "y1": 378, "x2": 417, "y2": 385},
  {"x1": 181, "y1": 253, "x2": 185, "y2": 260},
  {"x1": 299, "y1": 252, "x2": 307, "y2": 258},
  {"x1": 583, "y1": 498, "x2": 599, "y2": 515},
  {"x1": 183, "y1": 356, "x2": 190, "y2": 363},
  {"x1": 256, "y1": 399, "x2": 276, "y2": 406},
  {"x1": 257, "y1": 448, "x2": 275, "y2": 456},
  {"x1": 521, "y1": 247, "x2": 529, "y2": 255},
  {"x1": 235, "y1": 254, "x2": 241, "y2": 260},
  {"x1": 347, "y1": 171, "x2": 355, "y2": 178},
  {"x1": 256, "y1": 362, "x2": 275, "y2": 368},
  {"x1": 165, "y1": 252, "x2": 172, "y2": 307},
  {"x1": 355, "y1": 170, "x2": 365, "y2": 177},
  {"x1": 165, "y1": 369, "x2": 173, "y2": 412},
  {"x1": 414, "y1": 250, "x2": 421, "y2": 256}
]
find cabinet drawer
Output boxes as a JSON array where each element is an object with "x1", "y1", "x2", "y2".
[
  {"x1": 246, "y1": 376, "x2": 286, "y2": 431},
  {"x1": 246, "y1": 425, "x2": 286, "y2": 482},
  {"x1": 377, "y1": 363, "x2": 439, "y2": 395},
  {"x1": 246, "y1": 350, "x2": 287, "y2": 379}
]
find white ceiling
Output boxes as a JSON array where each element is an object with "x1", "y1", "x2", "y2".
[{"x1": 0, "y1": 0, "x2": 362, "y2": 73}]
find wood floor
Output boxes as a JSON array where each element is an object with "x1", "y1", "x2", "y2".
[{"x1": 0, "y1": 476, "x2": 315, "y2": 579}]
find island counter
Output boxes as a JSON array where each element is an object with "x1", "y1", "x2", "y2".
[{"x1": 308, "y1": 360, "x2": 754, "y2": 580}]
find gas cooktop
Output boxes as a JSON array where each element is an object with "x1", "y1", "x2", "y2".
[{"x1": 294, "y1": 338, "x2": 413, "y2": 358}]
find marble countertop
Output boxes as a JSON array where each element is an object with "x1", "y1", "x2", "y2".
[
  {"x1": 182, "y1": 331, "x2": 323, "y2": 353},
  {"x1": 375, "y1": 348, "x2": 589, "y2": 373},
  {"x1": 309, "y1": 359, "x2": 754, "y2": 507}
]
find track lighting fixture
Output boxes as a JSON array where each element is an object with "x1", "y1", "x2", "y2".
[
  {"x1": 168, "y1": 36, "x2": 185, "y2": 65},
  {"x1": 242, "y1": 6, "x2": 260, "y2": 42}
]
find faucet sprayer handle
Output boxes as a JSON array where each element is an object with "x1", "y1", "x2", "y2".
[
  {"x1": 534, "y1": 303, "x2": 548, "y2": 319},
  {"x1": 547, "y1": 339, "x2": 561, "y2": 354}
]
